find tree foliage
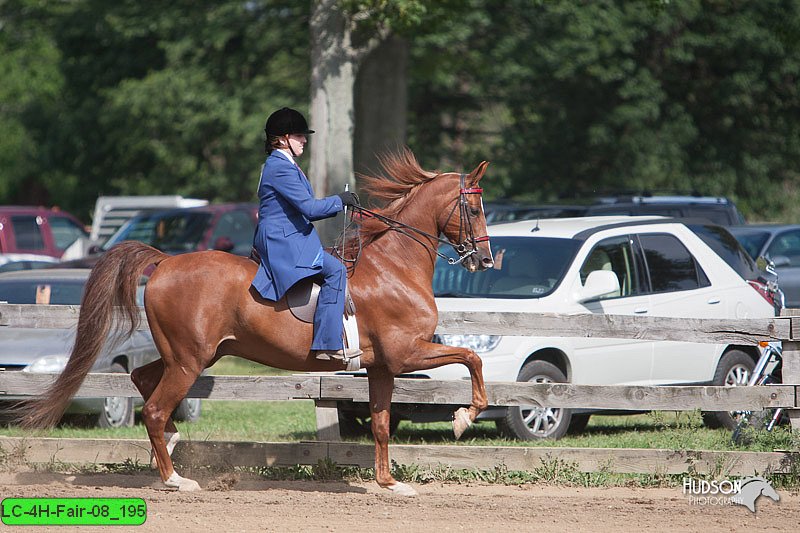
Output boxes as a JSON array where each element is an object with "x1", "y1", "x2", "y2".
[{"x1": 1, "y1": 0, "x2": 799, "y2": 222}]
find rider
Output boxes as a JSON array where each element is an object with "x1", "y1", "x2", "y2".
[{"x1": 251, "y1": 107, "x2": 361, "y2": 362}]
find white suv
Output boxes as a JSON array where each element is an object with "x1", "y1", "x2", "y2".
[
  {"x1": 424, "y1": 216, "x2": 780, "y2": 440},
  {"x1": 328, "y1": 215, "x2": 783, "y2": 441}
]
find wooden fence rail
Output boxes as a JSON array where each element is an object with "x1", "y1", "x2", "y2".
[
  {"x1": 2, "y1": 303, "x2": 800, "y2": 476},
  {"x1": 1, "y1": 437, "x2": 798, "y2": 477}
]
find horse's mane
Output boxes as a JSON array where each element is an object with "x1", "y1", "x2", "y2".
[{"x1": 357, "y1": 147, "x2": 439, "y2": 242}]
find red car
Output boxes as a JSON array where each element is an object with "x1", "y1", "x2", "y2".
[{"x1": 0, "y1": 206, "x2": 89, "y2": 265}]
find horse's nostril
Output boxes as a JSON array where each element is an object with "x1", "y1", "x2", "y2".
[{"x1": 482, "y1": 258, "x2": 494, "y2": 268}]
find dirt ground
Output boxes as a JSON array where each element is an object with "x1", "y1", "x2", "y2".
[{"x1": 0, "y1": 469, "x2": 798, "y2": 532}]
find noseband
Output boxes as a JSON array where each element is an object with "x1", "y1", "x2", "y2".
[{"x1": 343, "y1": 173, "x2": 489, "y2": 266}]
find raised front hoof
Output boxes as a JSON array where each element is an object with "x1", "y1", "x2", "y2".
[
  {"x1": 387, "y1": 482, "x2": 418, "y2": 497},
  {"x1": 453, "y1": 407, "x2": 472, "y2": 440},
  {"x1": 164, "y1": 472, "x2": 201, "y2": 492}
]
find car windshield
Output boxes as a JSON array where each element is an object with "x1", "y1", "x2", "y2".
[
  {"x1": 433, "y1": 236, "x2": 580, "y2": 298},
  {"x1": 104, "y1": 211, "x2": 213, "y2": 253},
  {"x1": 0, "y1": 279, "x2": 86, "y2": 305},
  {"x1": 729, "y1": 230, "x2": 771, "y2": 261}
]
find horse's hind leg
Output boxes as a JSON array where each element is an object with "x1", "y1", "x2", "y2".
[
  {"x1": 130, "y1": 359, "x2": 181, "y2": 469},
  {"x1": 140, "y1": 364, "x2": 203, "y2": 491}
]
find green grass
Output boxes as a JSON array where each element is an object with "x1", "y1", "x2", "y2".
[{"x1": 2, "y1": 401, "x2": 796, "y2": 455}]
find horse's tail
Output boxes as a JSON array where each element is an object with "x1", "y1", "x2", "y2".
[{"x1": 17, "y1": 241, "x2": 168, "y2": 429}]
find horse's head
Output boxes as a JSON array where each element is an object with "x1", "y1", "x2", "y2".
[{"x1": 439, "y1": 161, "x2": 494, "y2": 273}]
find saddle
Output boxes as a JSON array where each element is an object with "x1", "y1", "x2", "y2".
[{"x1": 285, "y1": 277, "x2": 356, "y2": 323}]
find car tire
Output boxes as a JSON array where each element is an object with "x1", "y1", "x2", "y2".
[
  {"x1": 567, "y1": 414, "x2": 591, "y2": 434},
  {"x1": 173, "y1": 398, "x2": 202, "y2": 423},
  {"x1": 498, "y1": 360, "x2": 572, "y2": 440},
  {"x1": 96, "y1": 363, "x2": 135, "y2": 428},
  {"x1": 701, "y1": 349, "x2": 754, "y2": 430},
  {"x1": 337, "y1": 406, "x2": 400, "y2": 438}
]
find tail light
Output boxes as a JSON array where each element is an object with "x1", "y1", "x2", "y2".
[{"x1": 747, "y1": 279, "x2": 784, "y2": 314}]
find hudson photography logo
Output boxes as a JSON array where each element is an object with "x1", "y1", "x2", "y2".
[{"x1": 682, "y1": 476, "x2": 780, "y2": 513}]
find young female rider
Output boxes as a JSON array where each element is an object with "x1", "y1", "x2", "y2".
[{"x1": 251, "y1": 107, "x2": 361, "y2": 362}]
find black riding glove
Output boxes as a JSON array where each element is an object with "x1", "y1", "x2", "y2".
[{"x1": 337, "y1": 191, "x2": 360, "y2": 207}]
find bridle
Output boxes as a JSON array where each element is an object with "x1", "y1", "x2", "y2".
[{"x1": 337, "y1": 173, "x2": 490, "y2": 268}]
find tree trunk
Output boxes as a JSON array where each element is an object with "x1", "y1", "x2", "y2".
[
  {"x1": 309, "y1": 0, "x2": 357, "y2": 245},
  {"x1": 309, "y1": 1, "x2": 407, "y2": 243},
  {"x1": 354, "y1": 34, "x2": 408, "y2": 180}
]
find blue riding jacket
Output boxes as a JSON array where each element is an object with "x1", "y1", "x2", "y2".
[{"x1": 251, "y1": 150, "x2": 343, "y2": 301}]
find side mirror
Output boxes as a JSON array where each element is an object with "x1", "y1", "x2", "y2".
[
  {"x1": 577, "y1": 270, "x2": 620, "y2": 303},
  {"x1": 213, "y1": 236, "x2": 234, "y2": 253}
]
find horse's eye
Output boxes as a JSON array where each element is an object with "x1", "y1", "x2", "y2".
[{"x1": 470, "y1": 207, "x2": 480, "y2": 217}]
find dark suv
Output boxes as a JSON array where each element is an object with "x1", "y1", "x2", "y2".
[
  {"x1": 485, "y1": 195, "x2": 746, "y2": 227},
  {"x1": 59, "y1": 203, "x2": 258, "y2": 268}
]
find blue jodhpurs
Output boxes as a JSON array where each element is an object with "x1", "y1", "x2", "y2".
[{"x1": 310, "y1": 252, "x2": 346, "y2": 351}]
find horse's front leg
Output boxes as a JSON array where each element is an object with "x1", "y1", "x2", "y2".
[
  {"x1": 398, "y1": 339, "x2": 488, "y2": 439},
  {"x1": 366, "y1": 366, "x2": 417, "y2": 497}
]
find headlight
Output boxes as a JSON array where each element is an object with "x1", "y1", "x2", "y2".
[
  {"x1": 23, "y1": 355, "x2": 68, "y2": 373},
  {"x1": 435, "y1": 334, "x2": 502, "y2": 353}
]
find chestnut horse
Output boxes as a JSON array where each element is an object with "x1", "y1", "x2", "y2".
[{"x1": 19, "y1": 149, "x2": 494, "y2": 496}]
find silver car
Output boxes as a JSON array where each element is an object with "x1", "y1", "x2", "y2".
[
  {"x1": 0, "y1": 269, "x2": 201, "y2": 427},
  {"x1": 729, "y1": 224, "x2": 800, "y2": 309}
]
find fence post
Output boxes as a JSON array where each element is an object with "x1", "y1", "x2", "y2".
[
  {"x1": 315, "y1": 400, "x2": 342, "y2": 441},
  {"x1": 780, "y1": 310, "x2": 800, "y2": 430}
]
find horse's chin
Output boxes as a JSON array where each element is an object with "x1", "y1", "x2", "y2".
[{"x1": 463, "y1": 257, "x2": 481, "y2": 273}]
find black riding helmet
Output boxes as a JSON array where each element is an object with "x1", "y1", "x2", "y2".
[{"x1": 264, "y1": 107, "x2": 315, "y2": 136}]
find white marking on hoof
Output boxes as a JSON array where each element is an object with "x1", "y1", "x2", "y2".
[
  {"x1": 151, "y1": 432, "x2": 180, "y2": 469},
  {"x1": 387, "y1": 482, "x2": 418, "y2": 497},
  {"x1": 453, "y1": 407, "x2": 472, "y2": 440},
  {"x1": 164, "y1": 471, "x2": 201, "y2": 492}
]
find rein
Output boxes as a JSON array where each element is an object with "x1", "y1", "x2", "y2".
[{"x1": 333, "y1": 174, "x2": 489, "y2": 271}]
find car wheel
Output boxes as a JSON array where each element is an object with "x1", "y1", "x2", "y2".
[
  {"x1": 567, "y1": 414, "x2": 591, "y2": 434},
  {"x1": 173, "y1": 398, "x2": 202, "y2": 423},
  {"x1": 96, "y1": 363, "x2": 135, "y2": 428},
  {"x1": 337, "y1": 406, "x2": 400, "y2": 438},
  {"x1": 702, "y1": 349, "x2": 754, "y2": 430},
  {"x1": 498, "y1": 360, "x2": 572, "y2": 440}
]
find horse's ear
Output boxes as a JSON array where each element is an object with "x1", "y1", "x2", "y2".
[{"x1": 467, "y1": 161, "x2": 489, "y2": 186}]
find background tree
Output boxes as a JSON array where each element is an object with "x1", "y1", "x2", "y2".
[{"x1": 2, "y1": 0, "x2": 800, "y2": 224}]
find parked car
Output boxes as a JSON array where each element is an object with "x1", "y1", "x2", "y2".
[
  {"x1": 484, "y1": 195, "x2": 745, "y2": 226},
  {"x1": 59, "y1": 203, "x2": 258, "y2": 268},
  {"x1": 728, "y1": 224, "x2": 800, "y2": 309},
  {"x1": 0, "y1": 269, "x2": 201, "y2": 427},
  {"x1": 336, "y1": 216, "x2": 779, "y2": 440},
  {"x1": 0, "y1": 206, "x2": 89, "y2": 266},
  {"x1": 89, "y1": 195, "x2": 208, "y2": 246}
]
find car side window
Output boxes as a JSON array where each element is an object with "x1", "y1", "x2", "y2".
[
  {"x1": 638, "y1": 233, "x2": 710, "y2": 293},
  {"x1": 11, "y1": 215, "x2": 45, "y2": 251},
  {"x1": 210, "y1": 210, "x2": 256, "y2": 255},
  {"x1": 766, "y1": 229, "x2": 800, "y2": 266},
  {"x1": 49, "y1": 216, "x2": 87, "y2": 251},
  {"x1": 579, "y1": 236, "x2": 642, "y2": 299}
]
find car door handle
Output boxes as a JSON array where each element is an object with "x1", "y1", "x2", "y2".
[
  {"x1": 707, "y1": 297, "x2": 721, "y2": 304},
  {"x1": 634, "y1": 307, "x2": 648, "y2": 314}
]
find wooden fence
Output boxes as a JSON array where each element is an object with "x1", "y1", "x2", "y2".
[{"x1": 2, "y1": 303, "x2": 800, "y2": 475}]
